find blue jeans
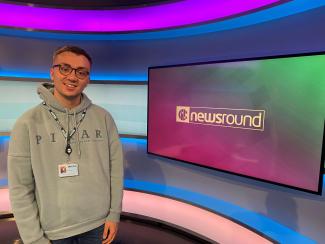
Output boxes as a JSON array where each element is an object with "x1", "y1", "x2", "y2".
[{"x1": 51, "y1": 225, "x2": 104, "y2": 244}]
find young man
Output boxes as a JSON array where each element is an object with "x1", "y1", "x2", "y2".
[{"x1": 8, "y1": 46, "x2": 124, "y2": 244}]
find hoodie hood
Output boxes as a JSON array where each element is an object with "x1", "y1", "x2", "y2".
[{"x1": 37, "y1": 82, "x2": 92, "y2": 114}]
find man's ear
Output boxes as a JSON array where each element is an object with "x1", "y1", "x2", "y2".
[{"x1": 50, "y1": 68, "x2": 54, "y2": 80}]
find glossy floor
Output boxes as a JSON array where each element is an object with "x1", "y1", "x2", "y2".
[{"x1": 0, "y1": 216, "x2": 207, "y2": 244}]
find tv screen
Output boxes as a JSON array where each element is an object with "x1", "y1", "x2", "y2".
[{"x1": 147, "y1": 52, "x2": 325, "y2": 194}]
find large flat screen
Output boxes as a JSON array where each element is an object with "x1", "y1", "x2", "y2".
[{"x1": 148, "y1": 53, "x2": 325, "y2": 194}]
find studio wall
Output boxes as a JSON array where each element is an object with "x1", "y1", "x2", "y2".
[{"x1": 1, "y1": 4, "x2": 325, "y2": 243}]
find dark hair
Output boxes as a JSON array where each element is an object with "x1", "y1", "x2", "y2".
[{"x1": 53, "y1": 45, "x2": 92, "y2": 65}]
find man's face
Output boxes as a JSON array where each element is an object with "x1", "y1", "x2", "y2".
[{"x1": 50, "y1": 51, "x2": 91, "y2": 103}]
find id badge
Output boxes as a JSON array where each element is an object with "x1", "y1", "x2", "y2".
[{"x1": 58, "y1": 163, "x2": 79, "y2": 177}]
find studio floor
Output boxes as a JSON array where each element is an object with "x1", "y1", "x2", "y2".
[{"x1": 0, "y1": 214, "x2": 209, "y2": 244}]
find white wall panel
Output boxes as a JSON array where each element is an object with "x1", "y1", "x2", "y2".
[{"x1": 0, "y1": 80, "x2": 147, "y2": 135}]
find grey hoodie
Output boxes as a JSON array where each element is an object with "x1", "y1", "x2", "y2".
[{"x1": 8, "y1": 83, "x2": 124, "y2": 244}]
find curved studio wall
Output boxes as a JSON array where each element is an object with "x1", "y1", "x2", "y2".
[{"x1": 1, "y1": 1, "x2": 325, "y2": 243}]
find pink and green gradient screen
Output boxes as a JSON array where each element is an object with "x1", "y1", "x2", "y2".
[{"x1": 148, "y1": 54, "x2": 325, "y2": 193}]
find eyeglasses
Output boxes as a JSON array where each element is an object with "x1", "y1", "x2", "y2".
[{"x1": 52, "y1": 64, "x2": 90, "y2": 80}]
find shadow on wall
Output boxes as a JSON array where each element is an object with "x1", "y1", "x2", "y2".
[
  {"x1": 0, "y1": 137, "x2": 9, "y2": 180},
  {"x1": 123, "y1": 140, "x2": 166, "y2": 187},
  {"x1": 265, "y1": 192, "x2": 298, "y2": 232},
  {"x1": 264, "y1": 179, "x2": 325, "y2": 237}
]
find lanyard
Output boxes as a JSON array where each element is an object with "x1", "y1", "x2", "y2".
[{"x1": 42, "y1": 101, "x2": 86, "y2": 156}]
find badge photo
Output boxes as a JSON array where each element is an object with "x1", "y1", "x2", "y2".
[{"x1": 58, "y1": 163, "x2": 79, "y2": 177}]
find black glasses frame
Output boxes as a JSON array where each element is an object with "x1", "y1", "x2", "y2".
[{"x1": 52, "y1": 64, "x2": 90, "y2": 79}]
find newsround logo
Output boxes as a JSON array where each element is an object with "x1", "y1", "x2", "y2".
[{"x1": 176, "y1": 106, "x2": 265, "y2": 131}]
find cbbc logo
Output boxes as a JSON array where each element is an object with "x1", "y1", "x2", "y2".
[
  {"x1": 176, "y1": 106, "x2": 190, "y2": 123},
  {"x1": 176, "y1": 106, "x2": 265, "y2": 131}
]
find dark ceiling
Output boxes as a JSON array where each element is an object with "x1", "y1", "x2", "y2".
[{"x1": 2, "y1": 0, "x2": 177, "y2": 9}]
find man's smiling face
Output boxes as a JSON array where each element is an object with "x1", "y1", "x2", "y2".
[{"x1": 50, "y1": 51, "x2": 91, "y2": 107}]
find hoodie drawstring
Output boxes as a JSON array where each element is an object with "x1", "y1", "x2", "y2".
[
  {"x1": 65, "y1": 109, "x2": 70, "y2": 161},
  {"x1": 73, "y1": 110, "x2": 82, "y2": 158}
]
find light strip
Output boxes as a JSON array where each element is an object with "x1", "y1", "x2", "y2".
[
  {"x1": 0, "y1": 1, "x2": 324, "y2": 40},
  {"x1": 0, "y1": 183, "x2": 316, "y2": 243},
  {"x1": 123, "y1": 190, "x2": 272, "y2": 243},
  {"x1": 0, "y1": 0, "x2": 281, "y2": 32},
  {"x1": 0, "y1": 72, "x2": 147, "y2": 82},
  {"x1": 124, "y1": 180, "x2": 316, "y2": 243},
  {"x1": 0, "y1": 189, "x2": 272, "y2": 243}
]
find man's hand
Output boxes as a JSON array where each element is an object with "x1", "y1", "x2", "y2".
[{"x1": 102, "y1": 221, "x2": 118, "y2": 244}]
